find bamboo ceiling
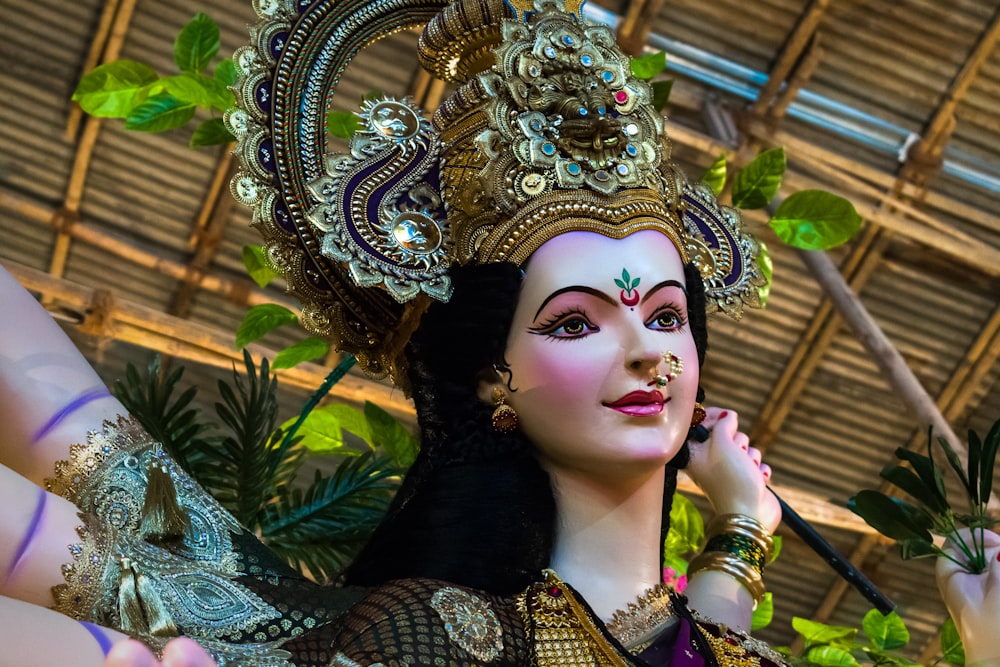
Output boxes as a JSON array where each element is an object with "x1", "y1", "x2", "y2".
[{"x1": 1, "y1": 0, "x2": 999, "y2": 659}]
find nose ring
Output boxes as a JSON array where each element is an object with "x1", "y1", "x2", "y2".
[{"x1": 654, "y1": 352, "x2": 684, "y2": 387}]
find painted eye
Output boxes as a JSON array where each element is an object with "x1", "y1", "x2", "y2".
[
  {"x1": 530, "y1": 311, "x2": 600, "y2": 339},
  {"x1": 554, "y1": 318, "x2": 593, "y2": 336},
  {"x1": 648, "y1": 309, "x2": 685, "y2": 331}
]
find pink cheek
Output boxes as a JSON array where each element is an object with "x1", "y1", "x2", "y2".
[
  {"x1": 529, "y1": 355, "x2": 580, "y2": 386},
  {"x1": 519, "y1": 349, "x2": 603, "y2": 405}
]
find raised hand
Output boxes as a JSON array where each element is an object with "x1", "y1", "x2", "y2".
[
  {"x1": 937, "y1": 528, "x2": 1000, "y2": 666},
  {"x1": 685, "y1": 406, "x2": 781, "y2": 534}
]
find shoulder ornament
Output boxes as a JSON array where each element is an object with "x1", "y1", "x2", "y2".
[{"x1": 430, "y1": 586, "x2": 505, "y2": 662}]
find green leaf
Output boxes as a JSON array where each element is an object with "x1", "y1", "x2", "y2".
[
  {"x1": 124, "y1": 93, "x2": 196, "y2": 132},
  {"x1": 860, "y1": 649, "x2": 917, "y2": 667},
  {"x1": 756, "y1": 241, "x2": 773, "y2": 308},
  {"x1": 281, "y1": 403, "x2": 372, "y2": 455},
  {"x1": 205, "y1": 352, "x2": 299, "y2": 525},
  {"x1": 235, "y1": 304, "x2": 298, "y2": 349},
  {"x1": 364, "y1": 401, "x2": 418, "y2": 468},
  {"x1": 792, "y1": 617, "x2": 857, "y2": 647},
  {"x1": 701, "y1": 154, "x2": 727, "y2": 196},
  {"x1": 112, "y1": 354, "x2": 216, "y2": 481},
  {"x1": 261, "y1": 453, "x2": 400, "y2": 582},
  {"x1": 363, "y1": 89, "x2": 386, "y2": 102},
  {"x1": 242, "y1": 245, "x2": 279, "y2": 288},
  {"x1": 879, "y1": 464, "x2": 948, "y2": 515},
  {"x1": 327, "y1": 110, "x2": 360, "y2": 139},
  {"x1": 847, "y1": 491, "x2": 932, "y2": 543},
  {"x1": 896, "y1": 447, "x2": 947, "y2": 503},
  {"x1": 174, "y1": 12, "x2": 220, "y2": 75},
  {"x1": 215, "y1": 58, "x2": 238, "y2": 87},
  {"x1": 663, "y1": 492, "x2": 705, "y2": 561},
  {"x1": 630, "y1": 51, "x2": 667, "y2": 80},
  {"x1": 935, "y1": 433, "x2": 973, "y2": 503},
  {"x1": 732, "y1": 148, "x2": 785, "y2": 209},
  {"x1": 273, "y1": 337, "x2": 329, "y2": 369},
  {"x1": 770, "y1": 534, "x2": 782, "y2": 563},
  {"x1": 940, "y1": 617, "x2": 966, "y2": 667},
  {"x1": 769, "y1": 190, "x2": 863, "y2": 250},
  {"x1": 805, "y1": 646, "x2": 860, "y2": 667},
  {"x1": 160, "y1": 74, "x2": 217, "y2": 108},
  {"x1": 73, "y1": 60, "x2": 158, "y2": 117},
  {"x1": 158, "y1": 74, "x2": 227, "y2": 110},
  {"x1": 614, "y1": 278, "x2": 626, "y2": 289},
  {"x1": 750, "y1": 592, "x2": 773, "y2": 631},
  {"x1": 862, "y1": 609, "x2": 909, "y2": 651},
  {"x1": 651, "y1": 80, "x2": 673, "y2": 111},
  {"x1": 190, "y1": 118, "x2": 234, "y2": 147},
  {"x1": 978, "y1": 418, "x2": 1000, "y2": 505},
  {"x1": 898, "y1": 538, "x2": 940, "y2": 559}
]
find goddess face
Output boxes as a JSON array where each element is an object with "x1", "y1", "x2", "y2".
[{"x1": 499, "y1": 230, "x2": 699, "y2": 480}]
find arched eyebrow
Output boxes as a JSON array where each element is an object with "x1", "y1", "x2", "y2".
[
  {"x1": 532, "y1": 285, "x2": 615, "y2": 321},
  {"x1": 640, "y1": 280, "x2": 687, "y2": 304}
]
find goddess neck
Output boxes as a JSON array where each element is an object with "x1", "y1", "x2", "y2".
[{"x1": 545, "y1": 464, "x2": 666, "y2": 620}]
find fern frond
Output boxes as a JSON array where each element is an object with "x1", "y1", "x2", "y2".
[
  {"x1": 260, "y1": 454, "x2": 402, "y2": 580},
  {"x1": 205, "y1": 351, "x2": 304, "y2": 526},
  {"x1": 112, "y1": 355, "x2": 216, "y2": 479}
]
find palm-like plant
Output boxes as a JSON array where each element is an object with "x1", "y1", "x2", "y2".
[{"x1": 113, "y1": 352, "x2": 413, "y2": 583}]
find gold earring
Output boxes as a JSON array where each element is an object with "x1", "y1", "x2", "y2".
[
  {"x1": 691, "y1": 402, "x2": 706, "y2": 427},
  {"x1": 491, "y1": 387, "x2": 519, "y2": 433}
]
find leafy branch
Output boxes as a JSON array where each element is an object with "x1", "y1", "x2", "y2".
[
  {"x1": 698, "y1": 148, "x2": 862, "y2": 307},
  {"x1": 73, "y1": 13, "x2": 235, "y2": 147},
  {"x1": 777, "y1": 611, "x2": 964, "y2": 667},
  {"x1": 849, "y1": 420, "x2": 1000, "y2": 574}
]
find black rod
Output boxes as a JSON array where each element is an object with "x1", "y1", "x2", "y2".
[
  {"x1": 770, "y1": 488, "x2": 895, "y2": 615},
  {"x1": 687, "y1": 425, "x2": 894, "y2": 614}
]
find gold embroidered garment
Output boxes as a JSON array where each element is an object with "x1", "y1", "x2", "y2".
[{"x1": 45, "y1": 417, "x2": 357, "y2": 667}]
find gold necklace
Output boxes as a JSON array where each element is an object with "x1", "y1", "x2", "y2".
[{"x1": 604, "y1": 584, "x2": 677, "y2": 651}]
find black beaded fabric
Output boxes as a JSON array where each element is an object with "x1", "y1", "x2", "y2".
[
  {"x1": 227, "y1": 531, "x2": 366, "y2": 646},
  {"x1": 330, "y1": 579, "x2": 530, "y2": 667}
]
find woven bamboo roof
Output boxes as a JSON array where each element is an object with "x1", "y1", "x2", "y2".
[{"x1": 1, "y1": 0, "x2": 999, "y2": 659}]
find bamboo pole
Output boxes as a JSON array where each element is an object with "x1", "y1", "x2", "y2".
[
  {"x1": 752, "y1": 0, "x2": 831, "y2": 115},
  {"x1": 171, "y1": 152, "x2": 238, "y2": 318},
  {"x1": 0, "y1": 187, "x2": 294, "y2": 311},
  {"x1": 66, "y1": 0, "x2": 123, "y2": 141},
  {"x1": 797, "y1": 248, "x2": 962, "y2": 451},
  {"x1": 617, "y1": 0, "x2": 667, "y2": 56},
  {"x1": 769, "y1": 34, "x2": 823, "y2": 121},
  {"x1": 49, "y1": 0, "x2": 140, "y2": 286},
  {"x1": 749, "y1": 225, "x2": 888, "y2": 451}
]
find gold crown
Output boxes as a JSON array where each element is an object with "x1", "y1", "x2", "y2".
[{"x1": 229, "y1": 0, "x2": 763, "y2": 385}]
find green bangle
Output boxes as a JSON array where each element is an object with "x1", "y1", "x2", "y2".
[{"x1": 703, "y1": 533, "x2": 767, "y2": 574}]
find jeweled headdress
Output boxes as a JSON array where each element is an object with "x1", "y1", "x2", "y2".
[{"x1": 229, "y1": 0, "x2": 764, "y2": 385}]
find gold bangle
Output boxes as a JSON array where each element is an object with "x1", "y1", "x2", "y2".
[
  {"x1": 705, "y1": 514, "x2": 774, "y2": 562},
  {"x1": 687, "y1": 551, "x2": 766, "y2": 605}
]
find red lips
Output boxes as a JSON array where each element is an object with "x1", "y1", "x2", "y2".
[
  {"x1": 605, "y1": 390, "x2": 665, "y2": 407},
  {"x1": 604, "y1": 390, "x2": 668, "y2": 416}
]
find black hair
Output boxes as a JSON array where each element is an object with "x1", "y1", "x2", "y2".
[{"x1": 344, "y1": 259, "x2": 709, "y2": 594}]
